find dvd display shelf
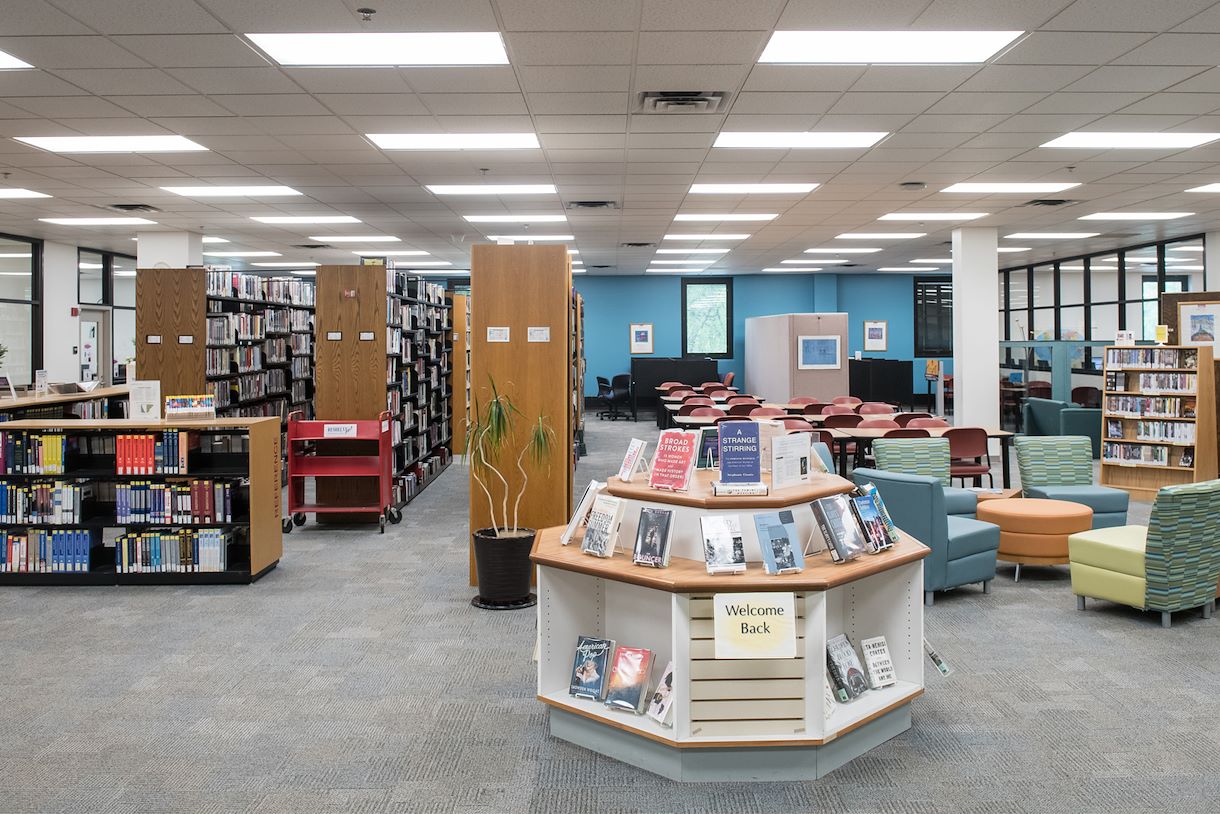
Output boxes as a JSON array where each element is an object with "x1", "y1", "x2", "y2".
[
  {"x1": 0, "y1": 385, "x2": 130, "y2": 422},
  {"x1": 0, "y1": 417, "x2": 282, "y2": 585},
  {"x1": 1100, "y1": 344, "x2": 1217, "y2": 498},
  {"x1": 532, "y1": 471, "x2": 929, "y2": 782}
]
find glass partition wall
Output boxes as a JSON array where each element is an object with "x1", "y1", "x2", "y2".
[{"x1": 0, "y1": 235, "x2": 40, "y2": 386}]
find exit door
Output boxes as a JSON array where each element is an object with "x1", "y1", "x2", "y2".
[{"x1": 79, "y1": 307, "x2": 112, "y2": 385}]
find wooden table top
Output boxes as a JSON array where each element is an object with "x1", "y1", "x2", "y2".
[{"x1": 532, "y1": 524, "x2": 930, "y2": 593}]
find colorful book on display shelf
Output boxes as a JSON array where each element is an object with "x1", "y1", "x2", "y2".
[
  {"x1": 826, "y1": 634, "x2": 870, "y2": 700},
  {"x1": 604, "y1": 645, "x2": 654, "y2": 714},
  {"x1": 849, "y1": 492, "x2": 893, "y2": 554},
  {"x1": 696, "y1": 426, "x2": 719, "y2": 469},
  {"x1": 617, "y1": 439, "x2": 648, "y2": 482},
  {"x1": 717, "y1": 421, "x2": 761, "y2": 484},
  {"x1": 561, "y1": 479, "x2": 603, "y2": 546},
  {"x1": 700, "y1": 514, "x2": 746, "y2": 575},
  {"x1": 811, "y1": 494, "x2": 870, "y2": 563},
  {"x1": 753, "y1": 510, "x2": 804, "y2": 575},
  {"x1": 632, "y1": 506, "x2": 673, "y2": 568},
  {"x1": 860, "y1": 636, "x2": 896, "y2": 689},
  {"x1": 648, "y1": 429, "x2": 699, "y2": 491},
  {"x1": 646, "y1": 660, "x2": 676, "y2": 726},
  {"x1": 569, "y1": 635, "x2": 615, "y2": 700},
  {"x1": 581, "y1": 494, "x2": 624, "y2": 558},
  {"x1": 855, "y1": 482, "x2": 900, "y2": 546}
]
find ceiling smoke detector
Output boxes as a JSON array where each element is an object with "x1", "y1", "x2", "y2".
[
  {"x1": 636, "y1": 91, "x2": 729, "y2": 114},
  {"x1": 108, "y1": 203, "x2": 160, "y2": 213},
  {"x1": 620, "y1": 241, "x2": 656, "y2": 248},
  {"x1": 356, "y1": 7, "x2": 376, "y2": 21},
  {"x1": 294, "y1": 243, "x2": 330, "y2": 249},
  {"x1": 899, "y1": 181, "x2": 927, "y2": 191},
  {"x1": 566, "y1": 200, "x2": 618, "y2": 210}
]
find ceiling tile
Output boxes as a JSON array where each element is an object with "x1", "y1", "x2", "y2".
[
  {"x1": 637, "y1": 31, "x2": 767, "y2": 64},
  {"x1": 742, "y1": 65, "x2": 866, "y2": 93},
  {"x1": 1020, "y1": 91, "x2": 1147, "y2": 114},
  {"x1": 829, "y1": 92, "x2": 943, "y2": 115},
  {"x1": 633, "y1": 65, "x2": 751, "y2": 91},
  {"x1": 399, "y1": 67, "x2": 523, "y2": 94},
  {"x1": 957, "y1": 65, "x2": 1093, "y2": 93},
  {"x1": 497, "y1": 0, "x2": 642, "y2": 31},
  {"x1": 730, "y1": 92, "x2": 840, "y2": 115},
  {"x1": 283, "y1": 68, "x2": 412, "y2": 95},
  {"x1": 1064, "y1": 66, "x2": 1210, "y2": 93},
  {"x1": 320, "y1": 94, "x2": 433, "y2": 116},
  {"x1": 420, "y1": 93, "x2": 528, "y2": 116},
  {"x1": 1045, "y1": 0, "x2": 1216, "y2": 31},
  {"x1": 850, "y1": 66, "x2": 979, "y2": 93},
  {"x1": 110, "y1": 95, "x2": 250, "y2": 118},
  {"x1": 505, "y1": 32, "x2": 636, "y2": 65},
  {"x1": 926, "y1": 92, "x2": 1045, "y2": 114},
  {"x1": 641, "y1": 0, "x2": 786, "y2": 30},
  {"x1": 775, "y1": 0, "x2": 920, "y2": 27},
  {"x1": 1164, "y1": 66, "x2": 1220, "y2": 92},
  {"x1": 49, "y1": 0, "x2": 230, "y2": 34},
  {"x1": 168, "y1": 68, "x2": 301, "y2": 95},
  {"x1": 14, "y1": 96, "x2": 136, "y2": 118},
  {"x1": 528, "y1": 92, "x2": 629, "y2": 115},
  {"x1": 536, "y1": 115, "x2": 629, "y2": 133},
  {"x1": 0, "y1": 71, "x2": 97, "y2": 97},
  {"x1": 213, "y1": 94, "x2": 333, "y2": 116},
  {"x1": 518, "y1": 65, "x2": 632, "y2": 93},
  {"x1": 111, "y1": 34, "x2": 270, "y2": 68},
  {"x1": 914, "y1": 0, "x2": 1076, "y2": 27},
  {"x1": 996, "y1": 31, "x2": 1151, "y2": 65},
  {"x1": 149, "y1": 116, "x2": 261, "y2": 135},
  {"x1": 1118, "y1": 94, "x2": 1220, "y2": 115}
]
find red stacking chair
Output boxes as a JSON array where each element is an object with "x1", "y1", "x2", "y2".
[
  {"x1": 884, "y1": 428, "x2": 930, "y2": 438},
  {"x1": 789, "y1": 396, "x2": 819, "y2": 405},
  {"x1": 749, "y1": 407, "x2": 788, "y2": 418},
  {"x1": 684, "y1": 396, "x2": 715, "y2": 406},
  {"x1": 945, "y1": 427, "x2": 993, "y2": 487},
  {"x1": 908, "y1": 417, "x2": 949, "y2": 428},
  {"x1": 723, "y1": 371, "x2": 735, "y2": 387},
  {"x1": 858, "y1": 418, "x2": 899, "y2": 429},
  {"x1": 832, "y1": 396, "x2": 862, "y2": 406},
  {"x1": 781, "y1": 418, "x2": 814, "y2": 432},
  {"x1": 894, "y1": 412, "x2": 932, "y2": 427},
  {"x1": 727, "y1": 396, "x2": 760, "y2": 406},
  {"x1": 823, "y1": 404, "x2": 857, "y2": 415},
  {"x1": 857, "y1": 402, "x2": 894, "y2": 415},
  {"x1": 727, "y1": 403, "x2": 758, "y2": 417},
  {"x1": 690, "y1": 406, "x2": 725, "y2": 418},
  {"x1": 822, "y1": 413, "x2": 862, "y2": 429},
  {"x1": 802, "y1": 403, "x2": 829, "y2": 416}
]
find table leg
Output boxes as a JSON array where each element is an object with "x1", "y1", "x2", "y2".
[
  {"x1": 1001, "y1": 437, "x2": 1012, "y2": 489},
  {"x1": 838, "y1": 438, "x2": 849, "y2": 478}
]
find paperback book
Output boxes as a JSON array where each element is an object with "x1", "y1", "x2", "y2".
[
  {"x1": 811, "y1": 494, "x2": 870, "y2": 563},
  {"x1": 561, "y1": 479, "x2": 603, "y2": 546},
  {"x1": 617, "y1": 438, "x2": 648, "y2": 483},
  {"x1": 696, "y1": 426, "x2": 720, "y2": 469},
  {"x1": 826, "y1": 634, "x2": 870, "y2": 700},
  {"x1": 646, "y1": 661, "x2": 676, "y2": 726},
  {"x1": 700, "y1": 514, "x2": 747, "y2": 575},
  {"x1": 849, "y1": 492, "x2": 892, "y2": 554},
  {"x1": 581, "y1": 495, "x2": 624, "y2": 558},
  {"x1": 570, "y1": 635, "x2": 615, "y2": 700},
  {"x1": 605, "y1": 646, "x2": 654, "y2": 713},
  {"x1": 753, "y1": 510, "x2": 804, "y2": 574},
  {"x1": 757, "y1": 420, "x2": 785, "y2": 472},
  {"x1": 648, "y1": 429, "x2": 700, "y2": 492},
  {"x1": 632, "y1": 506, "x2": 674, "y2": 568},
  {"x1": 717, "y1": 421, "x2": 762, "y2": 484},
  {"x1": 860, "y1": 636, "x2": 896, "y2": 689},
  {"x1": 856, "y1": 482, "x2": 901, "y2": 545},
  {"x1": 771, "y1": 432, "x2": 812, "y2": 490}
]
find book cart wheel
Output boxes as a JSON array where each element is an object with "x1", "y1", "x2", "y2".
[
  {"x1": 379, "y1": 514, "x2": 386, "y2": 534},
  {"x1": 293, "y1": 513, "x2": 307, "y2": 526},
  {"x1": 282, "y1": 519, "x2": 293, "y2": 534},
  {"x1": 387, "y1": 507, "x2": 403, "y2": 524}
]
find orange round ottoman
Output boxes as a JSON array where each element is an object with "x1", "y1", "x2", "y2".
[{"x1": 976, "y1": 498, "x2": 1092, "y2": 581}]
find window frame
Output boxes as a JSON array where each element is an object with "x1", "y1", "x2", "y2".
[
  {"x1": 0, "y1": 232, "x2": 43, "y2": 382},
  {"x1": 913, "y1": 275, "x2": 953, "y2": 358},
  {"x1": 680, "y1": 276, "x2": 734, "y2": 360}
]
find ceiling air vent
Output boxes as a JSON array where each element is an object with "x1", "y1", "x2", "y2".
[
  {"x1": 566, "y1": 200, "x2": 618, "y2": 210},
  {"x1": 294, "y1": 243, "x2": 329, "y2": 249},
  {"x1": 108, "y1": 203, "x2": 160, "y2": 213},
  {"x1": 1020, "y1": 199, "x2": 1076, "y2": 207},
  {"x1": 637, "y1": 91, "x2": 729, "y2": 114},
  {"x1": 620, "y1": 241, "x2": 656, "y2": 249},
  {"x1": 588, "y1": 264, "x2": 614, "y2": 270}
]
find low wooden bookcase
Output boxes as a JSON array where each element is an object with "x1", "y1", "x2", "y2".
[
  {"x1": 0, "y1": 417, "x2": 281, "y2": 585},
  {"x1": 532, "y1": 472, "x2": 929, "y2": 782}
]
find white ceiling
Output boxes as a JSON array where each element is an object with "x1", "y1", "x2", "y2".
[{"x1": 3, "y1": 0, "x2": 1220, "y2": 274}]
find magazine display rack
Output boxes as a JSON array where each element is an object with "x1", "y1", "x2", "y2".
[{"x1": 532, "y1": 470, "x2": 929, "y2": 782}]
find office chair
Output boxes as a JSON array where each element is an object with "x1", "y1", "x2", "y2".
[{"x1": 609, "y1": 373, "x2": 635, "y2": 421}]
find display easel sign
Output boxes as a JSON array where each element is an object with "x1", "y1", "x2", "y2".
[
  {"x1": 713, "y1": 592, "x2": 797, "y2": 660},
  {"x1": 129, "y1": 380, "x2": 162, "y2": 420},
  {"x1": 617, "y1": 438, "x2": 648, "y2": 482},
  {"x1": 34, "y1": 370, "x2": 47, "y2": 397}
]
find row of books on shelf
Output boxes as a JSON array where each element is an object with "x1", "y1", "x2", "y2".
[
  {"x1": 1106, "y1": 419, "x2": 1196, "y2": 444},
  {"x1": 118, "y1": 431, "x2": 194, "y2": 474},
  {"x1": 826, "y1": 633, "x2": 896, "y2": 703},
  {"x1": 116, "y1": 479, "x2": 234, "y2": 524},
  {"x1": 0, "y1": 481, "x2": 86, "y2": 524},
  {"x1": 393, "y1": 451, "x2": 451, "y2": 505},
  {"x1": 290, "y1": 334, "x2": 312, "y2": 355},
  {"x1": 570, "y1": 636, "x2": 675, "y2": 722},
  {"x1": 207, "y1": 313, "x2": 267, "y2": 344},
  {"x1": 1104, "y1": 395, "x2": 1195, "y2": 419},
  {"x1": 1, "y1": 432, "x2": 67, "y2": 474},
  {"x1": 207, "y1": 272, "x2": 315, "y2": 307},
  {"x1": 1132, "y1": 372, "x2": 1197, "y2": 393},
  {"x1": 565, "y1": 481, "x2": 897, "y2": 574},
  {"x1": 288, "y1": 309, "x2": 310, "y2": 332},
  {"x1": 220, "y1": 399, "x2": 288, "y2": 421},
  {"x1": 1102, "y1": 442, "x2": 1194, "y2": 467},
  {"x1": 290, "y1": 381, "x2": 310, "y2": 404},
  {"x1": 1, "y1": 529, "x2": 94, "y2": 573},
  {"x1": 116, "y1": 528, "x2": 231, "y2": 573},
  {"x1": 1105, "y1": 347, "x2": 1198, "y2": 369},
  {"x1": 207, "y1": 346, "x2": 265, "y2": 376},
  {"x1": 210, "y1": 370, "x2": 288, "y2": 406},
  {"x1": 290, "y1": 357, "x2": 312, "y2": 378}
]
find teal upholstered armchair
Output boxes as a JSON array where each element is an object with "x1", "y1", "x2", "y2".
[
  {"x1": 1014, "y1": 435, "x2": 1128, "y2": 528},
  {"x1": 1022, "y1": 397, "x2": 1102, "y2": 457},
  {"x1": 853, "y1": 467, "x2": 1000, "y2": 606},
  {"x1": 872, "y1": 438, "x2": 978, "y2": 518},
  {"x1": 1069, "y1": 480, "x2": 1220, "y2": 628}
]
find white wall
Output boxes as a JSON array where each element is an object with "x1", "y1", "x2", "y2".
[{"x1": 41, "y1": 241, "x2": 80, "y2": 381}]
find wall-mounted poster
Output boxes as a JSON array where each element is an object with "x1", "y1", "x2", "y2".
[
  {"x1": 797, "y1": 335, "x2": 841, "y2": 369},
  {"x1": 630, "y1": 323, "x2": 654, "y2": 354},
  {"x1": 863, "y1": 320, "x2": 888, "y2": 352},
  {"x1": 1179, "y1": 302, "x2": 1220, "y2": 349}
]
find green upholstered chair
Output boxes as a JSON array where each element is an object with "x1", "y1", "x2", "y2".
[
  {"x1": 873, "y1": 438, "x2": 977, "y2": 518},
  {"x1": 1069, "y1": 479, "x2": 1220, "y2": 628},
  {"x1": 1013, "y1": 435, "x2": 1128, "y2": 528}
]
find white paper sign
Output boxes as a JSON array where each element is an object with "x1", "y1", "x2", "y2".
[
  {"x1": 487, "y1": 327, "x2": 510, "y2": 343},
  {"x1": 326, "y1": 331, "x2": 342, "y2": 341},
  {"x1": 145, "y1": 335, "x2": 162, "y2": 344},
  {"x1": 359, "y1": 331, "x2": 375, "y2": 341},
  {"x1": 1115, "y1": 330, "x2": 1135, "y2": 347},
  {"x1": 177, "y1": 335, "x2": 194, "y2": 344},
  {"x1": 771, "y1": 432, "x2": 812, "y2": 490},
  {"x1": 34, "y1": 370, "x2": 47, "y2": 396},
  {"x1": 713, "y1": 592, "x2": 797, "y2": 660},
  {"x1": 323, "y1": 423, "x2": 358, "y2": 438},
  {"x1": 527, "y1": 326, "x2": 551, "y2": 343},
  {"x1": 129, "y1": 380, "x2": 161, "y2": 419}
]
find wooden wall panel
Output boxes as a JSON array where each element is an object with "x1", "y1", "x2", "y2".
[
  {"x1": 451, "y1": 293, "x2": 469, "y2": 455},
  {"x1": 247, "y1": 417, "x2": 283, "y2": 574},
  {"x1": 314, "y1": 265, "x2": 386, "y2": 420},
  {"x1": 135, "y1": 268, "x2": 206, "y2": 396},
  {"x1": 469, "y1": 244, "x2": 573, "y2": 546}
]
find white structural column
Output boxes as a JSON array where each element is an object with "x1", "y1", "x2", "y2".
[
  {"x1": 136, "y1": 232, "x2": 202, "y2": 268},
  {"x1": 1206, "y1": 232, "x2": 1220, "y2": 287},
  {"x1": 951, "y1": 227, "x2": 1000, "y2": 429},
  {"x1": 41, "y1": 241, "x2": 80, "y2": 381}
]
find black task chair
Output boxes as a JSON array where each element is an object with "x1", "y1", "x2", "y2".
[
  {"x1": 606, "y1": 373, "x2": 635, "y2": 421},
  {"x1": 596, "y1": 376, "x2": 619, "y2": 420}
]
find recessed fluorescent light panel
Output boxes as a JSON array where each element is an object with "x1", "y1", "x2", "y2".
[
  {"x1": 251, "y1": 216, "x2": 360, "y2": 224},
  {"x1": 941, "y1": 182, "x2": 1081, "y2": 193},
  {"x1": 202, "y1": 236, "x2": 229, "y2": 244},
  {"x1": 0, "y1": 253, "x2": 32, "y2": 258},
  {"x1": 654, "y1": 249, "x2": 728, "y2": 255},
  {"x1": 17, "y1": 136, "x2": 207, "y2": 153},
  {"x1": 997, "y1": 247, "x2": 1030, "y2": 253},
  {"x1": 879, "y1": 212, "x2": 987, "y2": 221},
  {"x1": 486, "y1": 234, "x2": 573, "y2": 241},
  {"x1": 0, "y1": 50, "x2": 32, "y2": 69},
  {"x1": 650, "y1": 259, "x2": 713, "y2": 265},
  {"x1": 804, "y1": 247, "x2": 882, "y2": 254},
  {"x1": 1169, "y1": 245, "x2": 1205, "y2": 252},
  {"x1": 252, "y1": 262, "x2": 320, "y2": 267},
  {"x1": 784, "y1": 258, "x2": 849, "y2": 265},
  {"x1": 1186, "y1": 183, "x2": 1220, "y2": 193},
  {"x1": 309, "y1": 235, "x2": 400, "y2": 243},
  {"x1": 462, "y1": 214, "x2": 565, "y2": 223},
  {"x1": 292, "y1": 270, "x2": 316, "y2": 276},
  {"x1": 763, "y1": 267, "x2": 821, "y2": 272},
  {"x1": 714, "y1": 132, "x2": 886, "y2": 149},
  {"x1": 878, "y1": 267, "x2": 938, "y2": 272},
  {"x1": 912, "y1": 258, "x2": 953, "y2": 264},
  {"x1": 78, "y1": 263, "x2": 103, "y2": 269},
  {"x1": 1004, "y1": 232, "x2": 1099, "y2": 239},
  {"x1": 426, "y1": 184, "x2": 555, "y2": 195},
  {"x1": 1078, "y1": 212, "x2": 1193, "y2": 221},
  {"x1": 0, "y1": 188, "x2": 49, "y2": 198},
  {"x1": 1041, "y1": 132, "x2": 1220, "y2": 149},
  {"x1": 664, "y1": 233, "x2": 750, "y2": 240},
  {"x1": 351, "y1": 250, "x2": 431, "y2": 256},
  {"x1": 836, "y1": 232, "x2": 925, "y2": 239},
  {"x1": 40, "y1": 217, "x2": 157, "y2": 226},
  {"x1": 161, "y1": 185, "x2": 300, "y2": 197},
  {"x1": 758, "y1": 30, "x2": 1023, "y2": 63},
  {"x1": 248, "y1": 32, "x2": 509, "y2": 66},
  {"x1": 689, "y1": 183, "x2": 819, "y2": 194},
  {"x1": 369, "y1": 133, "x2": 537, "y2": 150},
  {"x1": 674, "y1": 213, "x2": 776, "y2": 222},
  {"x1": 203, "y1": 251, "x2": 282, "y2": 258}
]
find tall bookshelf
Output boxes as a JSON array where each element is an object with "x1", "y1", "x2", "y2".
[
  {"x1": 451, "y1": 293, "x2": 471, "y2": 455},
  {"x1": 1100, "y1": 344, "x2": 1217, "y2": 497},
  {"x1": 0, "y1": 417, "x2": 281, "y2": 584},
  {"x1": 571, "y1": 291, "x2": 586, "y2": 459},
  {"x1": 314, "y1": 264, "x2": 452, "y2": 514}
]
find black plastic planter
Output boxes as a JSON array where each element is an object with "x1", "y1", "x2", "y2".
[{"x1": 471, "y1": 527, "x2": 537, "y2": 609}]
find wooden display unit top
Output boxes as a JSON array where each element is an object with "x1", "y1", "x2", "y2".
[
  {"x1": 532, "y1": 525, "x2": 929, "y2": 593},
  {"x1": 606, "y1": 469, "x2": 853, "y2": 509},
  {"x1": 0, "y1": 385, "x2": 130, "y2": 411},
  {"x1": 0, "y1": 416, "x2": 280, "y2": 431}
]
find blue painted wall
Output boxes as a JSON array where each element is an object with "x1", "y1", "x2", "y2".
[{"x1": 574, "y1": 273, "x2": 951, "y2": 398}]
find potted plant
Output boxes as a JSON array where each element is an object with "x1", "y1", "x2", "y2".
[{"x1": 467, "y1": 377, "x2": 556, "y2": 609}]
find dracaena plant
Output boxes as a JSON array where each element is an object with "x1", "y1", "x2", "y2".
[{"x1": 467, "y1": 377, "x2": 557, "y2": 537}]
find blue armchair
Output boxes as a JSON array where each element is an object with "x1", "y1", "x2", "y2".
[{"x1": 853, "y1": 467, "x2": 1001, "y2": 606}]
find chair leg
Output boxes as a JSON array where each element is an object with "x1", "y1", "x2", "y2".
[
  {"x1": 1204, "y1": 602, "x2": 1214, "y2": 620},
  {"x1": 1076, "y1": 595, "x2": 1086, "y2": 610},
  {"x1": 1013, "y1": 563, "x2": 1021, "y2": 582},
  {"x1": 1161, "y1": 611, "x2": 1172, "y2": 629},
  {"x1": 924, "y1": 591, "x2": 934, "y2": 607},
  {"x1": 982, "y1": 579, "x2": 992, "y2": 595}
]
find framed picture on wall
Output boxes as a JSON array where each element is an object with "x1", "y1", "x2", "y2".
[
  {"x1": 863, "y1": 320, "x2": 888, "y2": 352},
  {"x1": 1179, "y1": 301, "x2": 1220, "y2": 349},
  {"x1": 630, "y1": 323, "x2": 654, "y2": 354},
  {"x1": 797, "y1": 335, "x2": 841, "y2": 369}
]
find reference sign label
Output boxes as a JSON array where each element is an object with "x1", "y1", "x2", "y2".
[{"x1": 713, "y1": 592, "x2": 796, "y2": 660}]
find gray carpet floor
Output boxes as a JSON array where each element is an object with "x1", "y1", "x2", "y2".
[{"x1": 0, "y1": 415, "x2": 1215, "y2": 814}]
